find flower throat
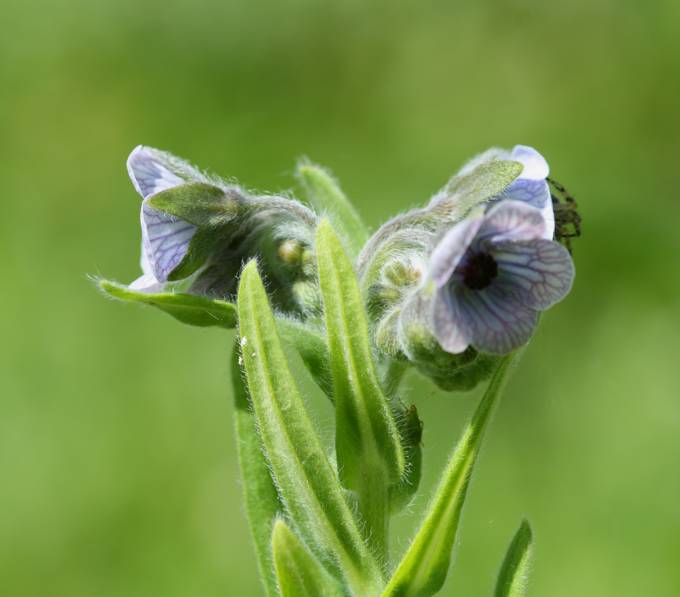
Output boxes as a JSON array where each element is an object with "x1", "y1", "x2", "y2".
[{"x1": 461, "y1": 252, "x2": 498, "y2": 290}]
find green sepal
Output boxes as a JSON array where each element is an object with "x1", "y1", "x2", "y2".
[
  {"x1": 237, "y1": 260, "x2": 383, "y2": 595},
  {"x1": 494, "y1": 520, "x2": 533, "y2": 597},
  {"x1": 231, "y1": 345, "x2": 281, "y2": 597},
  {"x1": 382, "y1": 354, "x2": 519, "y2": 597},
  {"x1": 146, "y1": 182, "x2": 240, "y2": 227},
  {"x1": 271, "y1": 519, "x2": 346, "y2": 597},
  {"x1": 297, "y1": 160, "x2": 369, "y2": 258},
  {"x1": 430, "y1": 159, "x2": 523, "y2": 221},
  {"x1": 98, "y1": 279, "x2": 237, "y2": 328}
]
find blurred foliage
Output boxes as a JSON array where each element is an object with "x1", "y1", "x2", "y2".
[{"x1": 1, "y1": 0, "x2": 679, "y2": 595}]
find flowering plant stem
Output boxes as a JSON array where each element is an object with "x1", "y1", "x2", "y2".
[
  {"x1": 101, "y1": 146, "x2": 574, "y2": 595},
  {"x1": 234, "y1": 251, "x2": 526, "y2": 596}
]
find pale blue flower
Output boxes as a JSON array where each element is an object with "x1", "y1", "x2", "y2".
[
  {"x1": 458, "y1": 144, "x2": 554, "y2": 239},
  {"x1": 430, "y1": 200, "x2": 574, "y2": 355},
  {"x1": 126, "y1": 146, "x2": 210, "y2": 292}
]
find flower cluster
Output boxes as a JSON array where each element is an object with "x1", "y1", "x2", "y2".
[{"x1": 108, "y1": 143, "x2": 575, "y2": 389}]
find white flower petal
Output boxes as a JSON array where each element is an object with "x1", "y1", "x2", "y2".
[
  {"x1": 128, "y1": 273, "x2": 163, "y2": 293},
  {"x1": 511, "y1": 145, "x2": 549, "y2": 180}
]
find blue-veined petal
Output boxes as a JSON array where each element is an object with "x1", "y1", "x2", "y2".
[
  {"x1": 492, "y1": 239, "x2": 574, "y2": 309},
  {"x1": 127, "y1": 145, "x2": 207, "y2": 199},
  {"x1": 477, "y1": 201, "x2": 547, "y2": 245},
  {"x1": 432, "y1": 289, "x2": 472, "y2": 354},
  {"x1": 141, "y1": 201, "x2": 196, "y2": 282},
  {"x1": 455, "y1": 285, "x2": 539, "y2": 354}
]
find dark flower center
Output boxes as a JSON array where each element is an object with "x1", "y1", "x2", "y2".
[{"x1": 460, "y1": 251, "x2": 498, "y2": 290}]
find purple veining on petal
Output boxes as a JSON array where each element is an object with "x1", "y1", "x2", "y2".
[
  {"x1": 141, "y1": 203, "x2": 197, "y2": 281},
  {"x1": 503, "y1": 178, "x2": 550, "y2": 209},
  {"x1": 432, "y1": 288, "x2": 472, "y2": 354},
  {"x1": 477, "y1": 201, "x2": 547, "y2": 244},
  {"x1": 430, "y1": 200, "x2": 574, "y2": 355},
  {"x1": 492, "y1": 239, "x2": 574, "y2": 309},
  {"x1": 127, "y1": 146, "x2": 185, "y2": 199},
  {"x1": 455, "y1": 285, "x2": 539, "y2": 354}
]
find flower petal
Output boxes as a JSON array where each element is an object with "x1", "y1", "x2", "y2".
[
  {"x1": 492, "y1": 239, "x2": 574, "y2": 309},
  {"x1": 511, "y1": 145, "x2": 549, "y2": 180},
  {"x1": 501, "y1": 178, "x2": 554, "y2": 239},
  {"x1": 141, "y1": 201, "x2": 197, "y2": 282},
  {"x1": 455, "y1": 285, "x2": 539, "y2": 354},
  {"x1": 127, "y1": 145, "x2": 208, "y2": 199},
  {"x1": 432, "y1": 289, "x2": 472, "y2": 354},
  {"x1": 128, "y1": 273, "x2": 163, "y2": 293},
  {"x1": 429, "y1": 215, "x2": 484, "y2": 287},
  {"x1": 477, "y1": 201, "x2": 547, "y2": 244}
]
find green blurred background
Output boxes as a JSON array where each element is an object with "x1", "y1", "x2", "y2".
[{"x1": 2, "y1": 0, "x2": 679, "y2": 595}]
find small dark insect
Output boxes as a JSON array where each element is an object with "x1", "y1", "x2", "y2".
[{"x1": 548, "y1": 177, "x2": 582, "y2": 253}]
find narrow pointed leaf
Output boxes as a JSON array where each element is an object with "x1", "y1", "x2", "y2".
[
  {"x1": 382, "y1": 354, "x2": 519, "y2": 597},
  {"x1": 99, "y1": 279, "x2": 237, "y2": 328},
  {"x1": 494, "y1": 520, "x2": 533, "y2": 597},
  {"x1": 316, "y1": 220, "x2": 405, "y2": 556},
  {"x1": 237, "y1": 261, "x2": 383, "y2": 595},
  {"x1": 230, "y1": 346, "x2": 281, "y2": 597},
  {"x1": 272, "y1": 519, "x2": 346, "y2": 597},
  {"x1": 316, "y1": 220, "x2": 405, "y2": 488},
  {"x1": 298, "y1": 161, "x2": 369, "y2": 257}
]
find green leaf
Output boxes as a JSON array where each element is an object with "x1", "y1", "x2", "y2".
[
  {"x1": 237, "y1": 260, "x2": 383, "y2": 595},
  {"x1": 316, "y1": 220, "x2": 405, "y2": 556},
  {"x1": 98, "y1": 279, "x2": 237, "y2": 328},
  {"x1": 230, "y1": 345, "x2": 281, "y2": 597},
  {"x1": 494, "y1": 520, "x2": 533, "y2": 597},
  {"x1": 382, "y1": 354, "x2": 519, "y2": 597},
  {"x1": 272, "y1": 519, "x2": 346, "y2": 597},
  {"x1": 297, "y1": 161, "x2": 369, "y2": 257}
]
